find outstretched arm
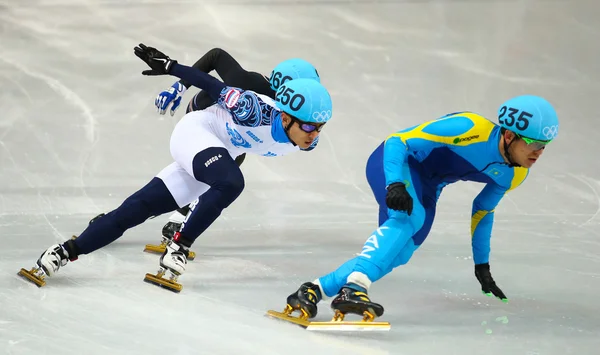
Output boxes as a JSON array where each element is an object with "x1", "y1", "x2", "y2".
[
  {"x1": 134, "y1": 43, "x2": 226, "y2": 101},
  {"x1": 169, "y1": 63, "x2": 226, "y2": 101},
  {"x1": 178, "y1": 48, "x2": 246, "y2": 89}
]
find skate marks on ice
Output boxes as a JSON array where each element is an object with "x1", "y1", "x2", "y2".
[{"x1": 3, "y1": 264, "x2": 392, "y2": 355}]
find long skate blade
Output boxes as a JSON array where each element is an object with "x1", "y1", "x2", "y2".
[
  {"x1": 143, "y1": 244, "x2": 166, "y2": 254},
  {"x1": 266, "y1": 310, "x2": 311, "y2": 327},
  {"x1": 142, "y1": 245, "x2": 196, "y2": 260},
  {"x1": 143, "y1": 273, "x2": 182, "y2": 293},
  {"x1": 17, "y1": 268, "x2": 46, "y2": 287},
  {"x1": 266, "y1": 310, "x2": 390, "y2": 331}
]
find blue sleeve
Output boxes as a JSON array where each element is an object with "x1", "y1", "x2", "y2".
[
  {"x1": 471, "y1": 183, "x2": 507, "y2": 264},
  {"x1": 383, "y1": 136, "x2": 410, "y2": 186},
  {"x1": 383, "y1": 114, "x2": 479, "y2": 186},
  {"x1": 471, "y1": 167, "x2": 529, "y2": 264},
  {"x1": 169, "y1": 63, "x2": 226, "y2": 101}
]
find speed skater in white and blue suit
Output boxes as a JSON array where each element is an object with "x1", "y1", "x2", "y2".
[{"x1": 284, "y1": 95, "x2": 560, "y2": 320}]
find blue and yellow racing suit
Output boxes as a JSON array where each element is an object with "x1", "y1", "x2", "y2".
[{"x1": 318, "y1": 112, "x2": 529, "y2": 297}]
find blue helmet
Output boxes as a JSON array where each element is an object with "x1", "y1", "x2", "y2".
[
  {"x1": 498, "y1": 95, "x2": 559, "y2": 141},
  {"x1": 269, "y1": 58, "x2": 320, "y2": 91},
  {"x1": 275, "y1": 78, "x2": 332, "y2": 124}
]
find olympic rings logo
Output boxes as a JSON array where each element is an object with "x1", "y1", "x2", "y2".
[
  {"x1": 312, "y1": 110, "x2": 332, "y2": 122},
  {"x1": 542, "y1": 125, "x2": 559, "y2": 140}
]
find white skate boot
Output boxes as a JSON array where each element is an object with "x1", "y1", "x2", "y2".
[
  {"x1": 18, "y1": 241, "x2": 77, "y2": 287},
  {"x1": 144, "y1": 236, "x2": 190, "y2": 293},
  {"x1": 143, "y1": 209, "x2": 196, "y2": 260},
  {"x1": 160, "y1": 240, "x2": 188, "y2": 275}
]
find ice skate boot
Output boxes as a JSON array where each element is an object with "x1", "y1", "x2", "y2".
[
  {"x1": 267, "y1": 281, "x2": 390, "y2": 331},
  {"x1": 330, "y1": 283, "x2": 385, "y2": 322},
  {"x1": 283, "y1": 282, "x2": 322, "y2": 319},
  {"x1": 144, "y1": 233, "x2": 190, "y2": 293},
  {"x1": 143, "y1": 208, "x2": 196, "y2": 260},
  {"x1": 266, "y1": 282, "x2": 322, "y2": 327},
  {"x1": 18, "y1": 240, "x2": 79, "y2": 287}
]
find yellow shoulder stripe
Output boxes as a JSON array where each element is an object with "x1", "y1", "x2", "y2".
[
  {"x1": 386, "y1": 112, "x2": 496, "y2": 147},
  {"x1": 507, "y1": 167, "x2": 528, "y2": 192}
]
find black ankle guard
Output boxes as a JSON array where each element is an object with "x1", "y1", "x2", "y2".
[{"x1": 62, "y1": 239, "x2": 80, "y2": 261}]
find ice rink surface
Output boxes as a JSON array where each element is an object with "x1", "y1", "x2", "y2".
[{"x1": 1, "y1": 0, "x2": 599, "y2": 354}]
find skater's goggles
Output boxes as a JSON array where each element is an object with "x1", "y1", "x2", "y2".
[
  {"x1": 515, "y1": 133, "x2": 552, "y2": 150},
  {"x1": 291, "y1": 117, "x2": 325, "y2": 133}
]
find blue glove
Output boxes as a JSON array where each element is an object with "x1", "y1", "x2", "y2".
[{"x1": 155, "y1": 81, "x2": 187, "y2": 116}]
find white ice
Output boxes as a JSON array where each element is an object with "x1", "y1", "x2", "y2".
[{"x1": 1, "y1": 0, "x2": 599, "y2": 354}]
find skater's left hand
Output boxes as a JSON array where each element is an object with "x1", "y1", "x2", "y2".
[
  {"x1": 134, "y1": 43, "x2": 177, "y2": 76},
  {"x1": 474, "y1": 263, "x2": 508, "y2": 303},
  {"x1": 385, "y1": 182, "x2": 413, "y2": 215}
]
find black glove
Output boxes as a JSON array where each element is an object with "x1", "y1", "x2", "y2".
[
  {"x1": 133, "y1": 43, "x2": 177, "y2": 76},
  {"x1": 474, "y1": 263, "x2": 508, "y2": 303},
  {"x1": 385, "y1": 182, "x2": 413, "y2": 215}
]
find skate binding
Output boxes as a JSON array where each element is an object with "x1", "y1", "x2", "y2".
[
  {"x1": 283, "y1": 282, "x2": 321, "y2": 320},
  {"x1": 143, "y1": 219, "x2": 196, "y2": 260},
  {"x1": 143, "y1": 238, "x2": 189, "y2": 293},
  {"x1": 266, "y1": 282, "x2": 390, "y2": 331},
  {"x1": 18, "y1": 241, "x2": 76, "y2": 288},
  {"x1": 330, "y1": 286, "x2": 385, "y2": 321},
  {"x1": 144, "y1": 267, "x2": 183, "y2": 293},
  {"x1": 17, "y1": 266, "x2": 47, "y2": 287},
  {"x1": 143, "y1": 238, "x2": 196, "y2": 261}
]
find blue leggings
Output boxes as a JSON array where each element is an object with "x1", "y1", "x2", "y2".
[{"x1": 318, "y1": 143, "x2": 437, "y2": 297}]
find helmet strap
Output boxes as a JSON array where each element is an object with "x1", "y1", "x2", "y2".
[
  {"x1": 283, "y1": 114, "x2": 297, "y2": 147},
  {"x1": 503, "y1": 135, "x2": 520, "y2": 167}
]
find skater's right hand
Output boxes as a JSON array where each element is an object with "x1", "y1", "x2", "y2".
[
  {"x1": 155, "y1": 82, "x2": 187, "y2": 116},
  {"x1": 474, "y1": 263, "x2": 508, "y2": 303},
  {"x1": 385, "y1": 182, "x2": 413, "y2": 215}
]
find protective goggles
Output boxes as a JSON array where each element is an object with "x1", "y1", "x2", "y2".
[
  {"x1": 291, "y1": 116, "x2": 325, "y2": 133},
  {"x1": 516, "y1": 133, "x2": 552, "y2": 150}
]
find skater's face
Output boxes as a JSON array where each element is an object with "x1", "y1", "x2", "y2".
[
  {"x1": 282, "y1": 113, "x2": 323, "y2": 149},
  {"x1": 503, "y1": 130, "x2": 547, "y2": 168}
]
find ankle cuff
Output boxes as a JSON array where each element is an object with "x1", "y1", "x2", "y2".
[
  {"x1": 62, "y1": 240, "x2": 80, "y2": 261},
  {"x1": 346, "y1": 271, "x2": 372, "y2": 291},
  {"x1": 312, "y1": 279, "x2": 325, "y2": 300},
  {"x1": 173, "y1": 232, "x2": 193, "y2": 248}
]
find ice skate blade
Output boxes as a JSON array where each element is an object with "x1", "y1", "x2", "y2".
[
  {"x1": 266, "y1": 310, "x2": 390, "y2": 331},
  {"x1": 143, "y1": 272, "x2": 182, "y2": 293},
  {"x1": 143, "y1": 244, "x2": 196, "y2": 260},
  {"x1": 17, "y1": 268, "x2": 46, "y2": 287}
]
